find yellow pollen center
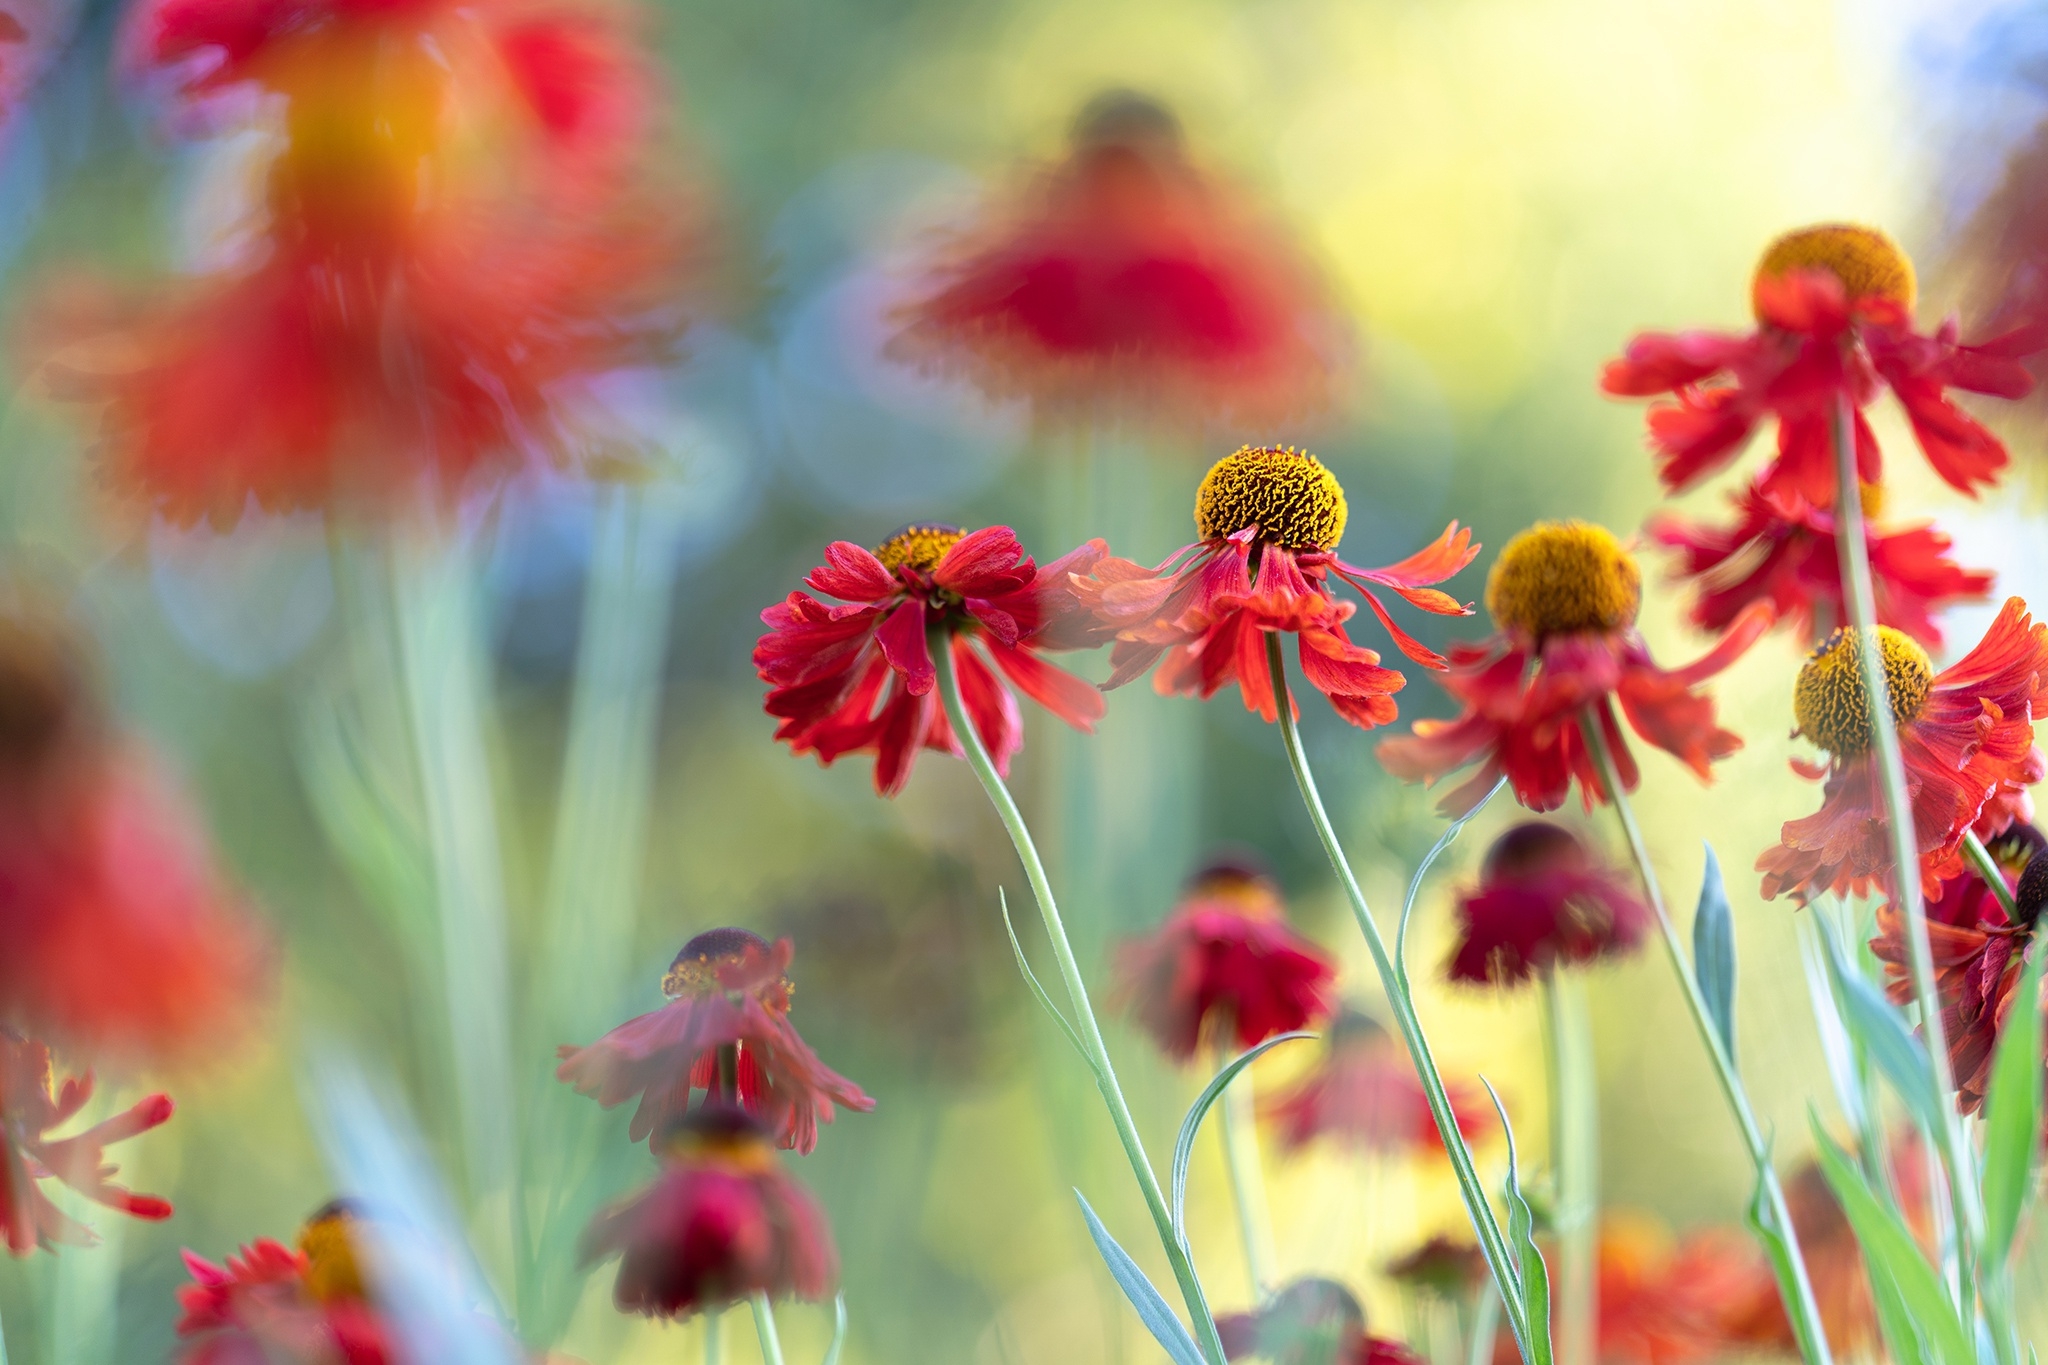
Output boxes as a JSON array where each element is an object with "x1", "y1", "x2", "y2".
[
  {"x1": 297, "y1": 1211, "x2": 367, "y2": 1305},
  {"x1": 1192, "y1": 446, "x2": 1348, "y2": 550},
  {"x1": 1484, "y1": 521, "x2": 1641, "y2": 640},
  {"x1": 1792, "y1": 626, "x2": 1933, "y2": 756},
  {"x1": 661, "y1": 1126, "x2": 780, "y2": 1173},
  {"x1": 1751, "y1": 223, "x2": 1917, "y2": 318},
  {"x1": 873, "y1": 523, "x2": 966, "y2": 573}
]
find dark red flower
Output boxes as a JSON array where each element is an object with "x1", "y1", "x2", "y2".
[
  {"x1": 1075, "y1": 445, "x2": 1477, "y2": 729},
  {"x1": 1602, "y1": 223, "x2": 2040, "y2": 514},
  {"x1": 1377, "y1": 522, "x2": 1769, "y2": 815},
  {"x1": 582, "y1": 1106, "x2": 837, "y2": 1319},
  {"x1": 1260, "y1": 1009, "x2": 1487, "y2": 1156},
  {"x1": 556, "y1": 929, "x2": 873, "y2": 1154},
  {"x1": 1384, "y1": 1236, "x2": 1487, "y2": 1299},
  {"x1": 1113, "y1": 855, "x2": 1336, "y2": 1062},
  {"x1": 889, "y1": 90, "x2": 1345, "y2": 430},
  {"x1": 756, "y1": 524, "x2": 1106, "y2": 796},
  {"x1": 1218, "y1": 1278, "x2": 1424, "y2": 1365},
  {"x1": 1, "y1": 1030, "x2": 172, "y2": 1254},
  {"x1": 1647, "y1": 479, "x2": 1991, "y2": 649},
  {"x1": 1757, "y1": 599, "x2": 2048, "y2": 905},
  {"x1": 1445, "y1": 822, "x2": 1650, "y2": 986}
]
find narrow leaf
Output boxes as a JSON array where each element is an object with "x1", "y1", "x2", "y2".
[
  {"x1": 821, "y1": 1295, "x2": 848, "y2": 1365},
  {"x1": 1396, "y1": 778, "x2": 1507, "y2": 988},
  {"x1": 1796, "y1": 916, "x2": 1867, "y2": 1137},
  {"x1": 999, "y1": 889, "x2": 1092, "y2": 1072},
  {"x1": 1816, "y1": 919, "x2": 1945, "y2": 1137},
  {"x1": 1691, "y1": 845, "x2": 1737, "y2": 1063},
  {"x1": 1074, "y1": 1191, "x2": 1207, "y2": 1365},
  {"x1": 1169, "y1": 1032, "x2": 1314, "y2": 1247},
  {"x1": 1482, "y1": 1078, "x2": 1551, "y2": 1365},
  {"x1": 1744, "y1": 1156, "x2": 1833, "y2": 1365},
  {"x1": 1982, "y1": 937, "x2": 2048, "y2": 1266}
]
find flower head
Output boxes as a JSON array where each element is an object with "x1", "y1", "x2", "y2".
[
  {"x1": 1758, "y1": 599, "x2": 2048, "y2": 904},
  {"x1": 581, "y1": 1105, "x2": 837, "y2": 1319},
  {"x1": 889, "y1": 90, "x2": 1346, "y2": 430},
  {"x1": 1, "y1": 1030, "x2": 172, "y2": 1254},
  {"x1": 1384, "y1": 1236, "x2": 1487, "y2": 1300},
  {"x1": 1217, "y1": 1277, "x2": 1425, "y2": 1365},
  {"x1": 1447, "y1": 822, "x2": 1649, "y2": 986},
  {"x1": 1113, "y1": 854, "x2": 1337, "y2": 1062},
  {"x1": 1377, "y1": 521, "x2": 1768, "y2": 815},
  {"x1": 1602, "y1": 223, "x2": 2040, "y2": 514},
  {"x1": 556, "y1": 929, "x2": 873, "y2": 1154},
  {"x1": 1077, "y1": 445, "x2": 1478, "y2": 729},
  {"x1": 1593, "y1": 1215, "x2": 1767, "y2": 1365},
  {"x1": 756, "y1": 525, "x2": 1106, "y2": 796},
  {"x1": 1260, "y1": 1009, "x2": 1487, "y2": 1156}
]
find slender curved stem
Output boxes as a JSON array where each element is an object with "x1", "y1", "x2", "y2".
[
  {"x1": 935, "y1": 635, "x2": 1229, "y2": 1365},
  {"x1": 1542, "y1": 976, "x2": 1597, "y2": 1365},
  {"x1": 1262, "y1": 633, "x2": 1535, "y2": 1364},
  {"x1": 1579, "y1": 716, "x2": 1834, "y2": 1365},
  {"x1": 1212, "y1": 1040, "x2": 1276, "y2": 1297},
  {"x1": 750, "y1": 1296, "x2": 785, "y2": 1365},
  {"x1": 1963, "y1": 830, "x2": 2022, "y2": 921}
]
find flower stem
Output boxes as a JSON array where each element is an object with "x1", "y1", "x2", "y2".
[
  {"x1": 934, "y1": 634, "x2": 1230, "y2": 1365},
  {"x1": 704, "y1": 1308, "x2": 722, "y2": 1365},
  {"x1": 1542, "y1": 975, "x2": 1598, "y2": 1365},
  {"x1": 1261, "y1": 632, "x2": 1535, "y2": 1364},
  {"x1": 1578, "y1": 713, "x2": 1834, "y2": 1365},
  {"x1": 750, "y1": 1296, "x2": 785, "y2": 1365},
  {"x1": 1962, "y1": 830, "x2": 2022, "y2": 921},
  {"x1": 1212, "y1": 1040, "x2": 1277, "y2": 1297}
]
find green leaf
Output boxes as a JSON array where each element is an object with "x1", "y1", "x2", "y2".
[
  {"x1": 1075, "y1": 1191, "x2": 1208, "y2": 1365},
  {"x1": 1482, "y1": 1078, "x2": 1550, "y2": 1365},
  {"x1": 998, "y1": 889, "x2": 1091, "y2": 1072},
  {"x1": 1169, "y1": 1032, "x2": 1314, "y2": 1247},
  {"x1": 1797, "y1": 916, "x2": 1868, "y2": 1136},
  {"x1": 1692, "y1": 845, "x2": 1737, "y2": 1063},
  {"x1": 1816, "y1": 917, "x2": 1945, "y2": 1136},
  {"x1": 1810, "y1": 1119, "x2": 1972, "y2": 1365},
  {"x1": 821, "y1": 1295, "x2": 848, "y2": 1365},
  {"x1": 1744, "y1": 1155, "x2": 1833, "y2": 1365},
  {"x1": 1982, "y1": 938, "x2": 2047, "y2": 1266},
  {"x1": 1395, "y1": 777, "x2": 1507, "y2": 989}
]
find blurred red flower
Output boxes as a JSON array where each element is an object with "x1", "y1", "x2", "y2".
[
  {"x1": 1384, "y1": 1235, "x2": 1487, "y2": 1299},
  {"x1": 1446, "y1": 823, "x2": 1649, "y2": 987},
  {"x1": 1602, "y1": 223, "x2": 2039, "y2": 514},
  {"x1": 1217, "y1": 1277, "x2": 1424, "y2": 1365},
  {"x1": 1378, "y1": 522, "x2": 1768, "y2": 815},
  {"x1": 1593, "y1": 1216, "x2": 1764, "y2": 1365},
  {"x1": 1261, "y1": 1009, "x2": 1487, "y2": 1157},
  {"x1": 1113, "y1": 855, "x2": 1336, "y2": 1062},
  {"x1": 556, "y1": 929, "x2": 872, "y2": 1154},
  {"x1": 756, "y1": 524, "x2": 1105, "y2": 796},
  {"x1": 1076, "y1": 446, "x2": 1477, "y2": 729},
  {"x1": 582, "y1": 1106, "x2": 837, "y2": 1319},
  {"x1": 1, "y1": 1030, "x2": 172, "y2": 1254},
  {"x1": 890, "y1": 90, "x2": 1346, "y2": 431},
  {"x1": 1758, "y1": 600, "x2": 2048, "y2": 905}
]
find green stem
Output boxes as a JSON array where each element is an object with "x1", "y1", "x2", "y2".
[
  {"x1": 704, "y1": 1307, "x2": 721, "y2": 1365},
  {"x1": 1579, "y1": 715, "x2": 1834, "y2": 1365},
  {"x1": 1466, "y1": 1280, "x2": 1502, "y2": 1365},
  {"x1": 1212, "y1": 1040, "x2": 1277, "y2": 1297},
  {"x1": 1963, "y1": 831, "x2": 2022, "y2": 921},
  {"x1": 1261, "y1": 633, "x2": 1535, "y2": 1364},
  {"x1": 1542, "y1": 976, "x2": 1597, "y2": 1365},
  {"x1": 934, "y1": 634, "x2": 1229, "y2": 1365},
  {"x1": 750, "y1": 1295, "x2": 785, "y2": 1365}
]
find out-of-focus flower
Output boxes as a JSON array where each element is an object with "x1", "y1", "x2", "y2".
[
  {"x1": 1218, "y1": 1277, "x2": 1425, "y2": 1365},
  {"x1": 1602, "y1": 223, "x2": 2040, "y2": 514},
  {"x1": 1113, "y1": 855, "x2": 1336, "y2": 1062},
  {"x1": 889, "y1": 90, "x2": 1346, "y2": 432},
  {"x1": 1075, "y1": 445, "x2": 1477, "y2": 728},
  {"x1": 1, "y1": 1029, "x2": 172, "y2": 1254},
  {"x1": 55, "y1": 0, "x2": 696, "y2": 526},
  {"x1": 1384, "y1": 1235, "x2": 1487, "y2": 1300},
  {"x1": 755, "y1": 524, "x2": 1105, "y2": 796},
  {"x1": 1446, "y1": 823, "x2": 1649, "y2": 987},
  {"x1": 556, "y1": 928, "x2": 872, "y2": 1154},
  {"x1": 582, "y1": 1105, "x2": 837, "y2": 1319},
  {"x1": 1950, "y1": 117, "x2": 2048, "y2": 406},
  {"x1": 1590, "y1": 1215, "x2": 1765, "y2": 1365},
  {"x1": 1757, "y1": 599, "x2": 2048, "y2": 905},
  {"x1": 1378, "y1": 522, "x2": 1768, "y2": 814},
  {"x1": 1260, "y1": 1009, "x2": 1486, "y2": 1156},
  {"x1": 1647, "y1": 479, "x2": 1991, "y2": 649},
  {"x1": 1720, "y1": 1156, "x2": 1898, "y2": 1361}
]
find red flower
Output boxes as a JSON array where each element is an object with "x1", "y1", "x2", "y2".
[
  {"x1": 1377, "y1": 521, "x2": 1769, "y2": 815},
  {"x1": 1076, "y1": 446, "x2": 1477, "y2": 729},
  {"x1": 889, "y1": 90, "x2": 1345, "y2": 430},
  {"x1": 1593, "y1": 1216, "x2": 1766, "y2": 1365},
  {"x1": 0, "y1": 1030, "x2": 172, "y2": 1254},
  {"x1": 756, "y1": 524, "x2": 1106, "y2": 796},
  {"x1": 1602, "y1": 223, "x2": 2040, "y2": 514},
  {"x1": 1218, "y1": 1278, "x2": 1424, "y2": 1365},
  {"x1": 556, "y1": 929, "x2": 873, "y2": 1154},
  {"x1": 582, "y1": 1106, "x2": 837, "y2": 1319},
  {"x1": 1647, "y1": 479, "x2": 1991, "y2": 649},
  {"x1": 1757, "y1": 599, "x2": 2048, "y2": 905},
  {"x1": 1260, "y1": 1009, "x2": 1487, "y2": 1156},
  {"x1": 1446, "y1": 822, "x2": 1650, "y2": 986},
  {"x1": 1113, "y1": 855, "x2": 1336, "y2": 1062}
]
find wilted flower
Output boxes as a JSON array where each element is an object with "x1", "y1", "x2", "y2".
[
  {"x1": 1260, "y1": 1009, "x2": 1486, "y2": 1157},
  {"x1": 1602, "y1": 223, "x2": 2039, "y2": 513},
  {"x1": 1377, "y1": 521, "x2": 1768, "y2": 814},
  {"x1": 1757, "y1": 599, "x2": 2048, "y2": 904},
  {"x1": 1217, "y1": 1277, "x2": 1425, "y2": 1365},
  {"x1": 1076, "y1": 445, "x2": 1477, "y2": 728},
  {"x1": 582, "y1": 1106, "x2": 837, "y2": 1319},
  {"x1": 1, "y1": 1030, "x2": 172, "y2": 1254},
  {"x1": 756, "y1": 525, "x2": 1105, "y2": 796},
  {"x1": 1113, "y1": 855, "x2": 1336, "y2": 1062},
  {"x1": 556, "y1": 928, "x2": 873, "y2": 1154},
  {"x1": 890, "y1": 90, "x2": 1346, "y2": 430},
  {"x1": 1446, "y1": 823, "x2": 1649, "y2": 986}
]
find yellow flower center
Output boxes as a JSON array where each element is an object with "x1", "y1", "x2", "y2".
[
  {"x1": 662, "y1": 926, "x2": 789, "y2": 1001},
  {"x1": 657, "y1": 1108, "x2": 780, "y2": 1172},
  {"x1": 1751, "y1": 223, "x2": 1917, "y2": 318},
  {"x1": 1192, "y1": 446, "x2": 1348, "y2": 550},
  {"x1": 873, "y1": 523, "x2": 966, "y2": 573},
  {"x1": 297, "y1": 1203, "x2": 368, "y2": 1305},
  {"x1": 1183, "y1": 858, "x2": 1283, "y2": 918},
  {"x1": 1792, "y1": 626, "x2": 1933, "y2": 756},
  {"x1": 1484, "y1": 521, "x2": 1641, "y2": 640}
]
